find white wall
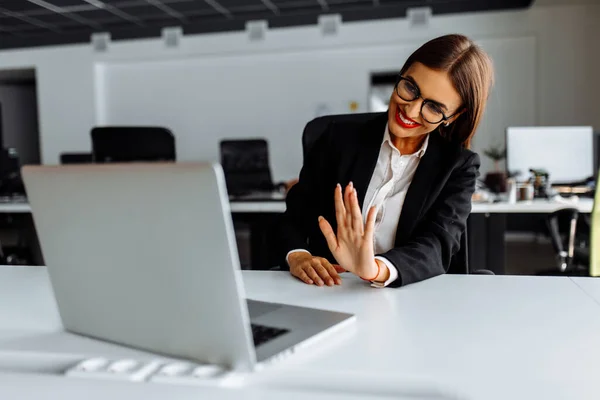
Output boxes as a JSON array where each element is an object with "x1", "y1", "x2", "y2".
[
  {"x1": 0, "y1": 84, "x2": 40, "y2": 165},
  {"x1": 102, "y1": 37, "x2": 536, "y2": 180},
  {"x1": 0, "y1": 3, "x2": 597, "y2": 179},
  {"x1": 0, "y1": 46, "x2": 95, "y2": 166}
]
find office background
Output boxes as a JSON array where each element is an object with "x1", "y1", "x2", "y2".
[
  {"x1": 0, "y1": 0, "x2": 598, "y2": 182},
  {"x1": 0, "y1": 0, "x2": 598, "y2": 273},
  {"x1": 2, "y1": 3, "x2": 600, "y2": 396}
]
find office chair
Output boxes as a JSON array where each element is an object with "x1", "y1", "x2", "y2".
[
  {"x1": 537, "y1": 208, "x2": 589, "y2": 276},
  {"x1": 302, "y1": 113, "x2": 493, "y2": 275},
  {"x1": 220, "y1": 139, "x2": 281, "y2": 196},
  {"x1": 0, "y1": 148, "x2": 25, "y2": 197},
  {"x1": 60, "y1": 152, "x2": 93, "y2": 164},
  {"x1": 91, "y1": 127, "x2": 176, "y2": 163}
]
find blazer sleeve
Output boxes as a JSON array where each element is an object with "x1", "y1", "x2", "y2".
[
  {"x1": 277, "y1": 124, "x2": 333, "y2": 269},
  {"x1": 378, "y1": 152, "x2": 481, "y2": 287}
]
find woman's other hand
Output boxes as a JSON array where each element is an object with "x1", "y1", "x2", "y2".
[{"x1": 288, "y1": 252, "x2": 343, "y2": 286}]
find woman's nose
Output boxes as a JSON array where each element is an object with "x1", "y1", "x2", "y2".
[{"x1": 404, "y1": 99, "x2": 423, "y2": 120}]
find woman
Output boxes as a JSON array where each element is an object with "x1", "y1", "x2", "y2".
[{"x1": 279, "y1": 34, "x2": 494, "y2": 288}]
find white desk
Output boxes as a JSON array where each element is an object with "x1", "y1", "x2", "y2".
[
  {"x1": 571, "y1": 276, "x2": 600, "y2": 305},
  {"x1": 230, "y1": 198, "x2": 595, "y2": 214},
  {"x1": 2, "y1": 267, "x2": 600, "y2": 399},
  {"x1": 229, "y1": 201, "x2": 286, "y2": 213},
  {"x1": 0, "y1": 197, "x2": 593, "y2": 215}
]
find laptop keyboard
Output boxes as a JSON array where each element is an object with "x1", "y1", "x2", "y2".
[{"x1": 251, "y1": 323, "x2": 289, "y2": 347}]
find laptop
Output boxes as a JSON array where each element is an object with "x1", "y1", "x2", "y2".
[{"x1": 21, "y1": 163, "x2": 355, "y2": 372}]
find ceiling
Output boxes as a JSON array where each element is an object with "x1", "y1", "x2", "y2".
[{"x1": 0, "y1": 0, "x2": 534, "y2": 50}]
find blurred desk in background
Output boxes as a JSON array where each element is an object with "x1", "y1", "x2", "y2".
[
  {"x1": 471, "y1": 198, "x2": 593, "y2": 214},
  {"x1": 0, "y1": 197, "x2": 593, "y2": 272},
  {"x1": 469, "y1": 198, "x2": 594, "y2": 275},
  {"x1": 228, "y1": 191, "x2": 286, "y2": 270}
]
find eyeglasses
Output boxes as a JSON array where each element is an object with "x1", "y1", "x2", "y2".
[{"x1": 394, "y1": 77, "x2": 460, "y2": 125}]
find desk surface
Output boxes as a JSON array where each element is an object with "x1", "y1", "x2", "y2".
[
  {"x1": 571, "y1": 276, "x2": 600, "y2": 305},
  {"x1": 0, "y1": 197, "x2": 593, "y2": 214},
  {"x1": 471, "y1": 197, "x2": 594, "y2": 213},
  {"x1": 2, "y1": 267, "x2": 600, "y2": 399}
]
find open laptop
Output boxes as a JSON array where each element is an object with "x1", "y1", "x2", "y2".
[{"x1": 21, "y1": 163, "x2": 355, "y2": 372}]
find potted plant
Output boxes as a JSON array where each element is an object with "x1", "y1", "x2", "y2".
[{"x1": 483, "y1": 144, "x2": 507, "y2": 193}]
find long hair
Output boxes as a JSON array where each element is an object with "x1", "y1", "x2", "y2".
[{"x1": 399, "y1": 34, "x2": 494, "y2": 149}]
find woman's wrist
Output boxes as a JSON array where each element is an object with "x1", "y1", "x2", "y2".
[
  {"x1": 360, "y1": 259, "x2": 389, "y2": 282},
  {"x1": 371, "y1": 259, "x2": 390, "y2": 283}
]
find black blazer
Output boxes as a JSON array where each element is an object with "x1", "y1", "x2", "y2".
[{"x1": 278, "y1": 112, "x2": 480, "y2": 287}]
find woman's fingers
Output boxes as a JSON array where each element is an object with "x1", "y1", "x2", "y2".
[
  {"x1": 318, "y1": 216, "x2": 338, "y2": 253},
  {"x1": 291, "y1": 257, "x2": 343, "y2": 287},
  {"x1": 350, "y1": 188, "x2": 363, "y2": 234},
  {"x1": 312, "y1": 261, "x2": 336, "y2": 286},
  {"x1": 365, "y1": 205, "x2": 378, "y2": 237},
  {"x1": 293, "y1": 268, "x2": 313, "y2": 285},
  {"x1": 344, "y1": 183, "x2": 353, "y2": 228},
  {"x1": 304, "y1": 266, "x2": 324, "y2": 286},
  {"x1": 334, "y1": 184, "x2": 346, "y2": 229},
  {"x1": 319, "y1": 260, "x2": 342, "y2": 285}
]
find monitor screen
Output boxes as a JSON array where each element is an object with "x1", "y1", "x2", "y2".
[{"x1": 506, "y1": 126, "x2": 594, "y2": 184}]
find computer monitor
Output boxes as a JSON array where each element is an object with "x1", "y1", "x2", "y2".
[{"x1": 506, "y1": 126, "x2": 594, "y2": 184}]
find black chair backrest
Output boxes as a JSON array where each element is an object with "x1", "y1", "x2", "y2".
[
  {"x1": 60, "y1": 152, "x2": 93, "y2": 164},
  {"x1": 91, "y1": 127, "x2": 176, "y2": 163},
  {"x1": 0, "y1": 148, "x2": 25, "y2": 196},
  {"x1": 302, "y1": 113, "x2": 382, "y2": 164},
  {"x1": 220, "y1": 139, "x2": 274, "y2": 196},
  {"x1": 302, "y1": 112, "x2": 470, "y2": 274}
]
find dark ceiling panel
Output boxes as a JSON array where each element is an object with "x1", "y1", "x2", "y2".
[
  {"x1": 328, "y1": 0, "x2": 381, "y2": 12},
  {"x1": 27, "y1": 12, "x2": 80, "y2": 25},
  {"x1": 0, "y1": 2, "x2": 44, "y2": 12},
  {"x1": 270, "y1": 0, "x2": 323, "y2": 15},
  {"x1": 167, "y1": 1, "x2": 222, "y2": 15},
  {"x1": 220, "y1": 0, "x2": 268, "y2": 7},
  {"x1": 272, "y1": 0, "x2": 322, "y2": 4},
  {"x1": 0, "y1": 0, "x2": 535, "y2": 50},
  {"x1": 75, "y1": 8, "x2": 127, "y2": 21},
  {"x1": 0, "y1": 17, "x2": 30, "y2": 27},
  {"x1": 113, "y1": 4, "x2": 174, "y2": 18},
  {"x1": 45, "y1": 0, "x2": 91, "y2": 6}
]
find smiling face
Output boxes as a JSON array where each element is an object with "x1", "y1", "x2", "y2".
[{"x1": 388, "y1": 62, "x2": 464, "y2": 142}]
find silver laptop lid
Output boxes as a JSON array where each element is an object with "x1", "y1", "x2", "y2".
[{"x1": 22, "y1": 163, "x2": 256, "y2": 371}]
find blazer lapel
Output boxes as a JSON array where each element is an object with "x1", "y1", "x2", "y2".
[
  {"x1": 349, "y1": 114, "x2": 387, "y2": 208},
  {"x1": 394, "y1": 131, "x2": 445, "y2": 244}
]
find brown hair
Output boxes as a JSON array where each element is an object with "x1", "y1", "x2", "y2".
[{"x1": 399, "y1": 34, "x2": 494, "y2": 148}]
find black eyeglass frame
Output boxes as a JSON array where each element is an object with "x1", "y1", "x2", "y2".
[{"x1": 394, "y1": 76, "x2": 462, "y2": 124}]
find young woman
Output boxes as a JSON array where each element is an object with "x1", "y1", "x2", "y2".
[{"x1": 279, "y1": 34, "x2": 494, "y2": 288}]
